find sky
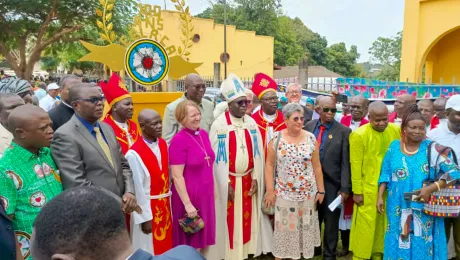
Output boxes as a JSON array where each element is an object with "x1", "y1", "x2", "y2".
[{"x1": 142, "y1": 0, "x2": 405, "y2": 62}]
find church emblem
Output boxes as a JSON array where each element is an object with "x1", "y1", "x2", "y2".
[
  {"x1": 249, "y1": 129, "x2": 260, "y2": 158},
  {"x1": 33, "y1": 164, "x2": 44, "y2": 178},
  {"x1": 260, "y1": 79, "x2": 269, "y2": 88},
  {"x1": 16, "y1": 231, "x2": 31, "y2": 259},
  {"x1": 125, "y1": 39, "x2": 170, "y2": 86},
  {"x1": 6, "y1": 170, "x2": 23, "y2": 190},
  {"x1": 29, "y1": 191, "x2": 46, "y2": 208},
  {"x1": 216, "y1": 130, "x2": 228, "y2": 163}
]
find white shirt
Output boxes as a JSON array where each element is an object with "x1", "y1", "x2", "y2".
[
  {"x1": 427, "y1": 122, "x2": 460, "y2": 163},
  {"x1": 350, "y1": 120, "x2": 361, "y2": 131},
  {"x1": 263, "y1": 112, "x2": 276, "y2": 145},
  {"x1": 393, "y1": 117, "x2": 402, "y2": 127},
  {"x1": 144, "y1": 138, "x2": 162, "y2": 170},
  {"x1": 0, "y1": 124, "x2": 12, "y2": 158},
  {"x1": 39, "y1": 94, "x2": 57, "y2": 112}
]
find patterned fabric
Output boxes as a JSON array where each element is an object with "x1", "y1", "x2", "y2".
[
  {"x1": 273, "y1": 197, "x2": 321, "y2": 259},
  {"x1": 94, "y1": 127, "x2": 114, "y2": 167},
  {"x1": 378, "y1": 140, "x2": 460, "y2": 260},
  {"x1": 0, "y1": 143, "x2": 62, "y2": 259},
  {"x1": 273, "y1": 131, "x2": 317, "y2": 202}
]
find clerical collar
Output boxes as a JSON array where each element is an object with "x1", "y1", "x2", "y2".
[
  {"x1": 114, "y1": 120, "x2": 128, "y2": 129},
  {"x1": 263, "y1": 112, "x2": 276, "y2": 122},
  {"x1": 143, "y1": 136, "x2": 157, "y2": 145},
  {"x1": 184, "y1": 127, "x2": 200, "y2": 135}
]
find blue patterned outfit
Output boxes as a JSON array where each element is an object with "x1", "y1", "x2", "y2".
[{"x1": 378, "y1": 140, "x2": 460, "y2": 260}]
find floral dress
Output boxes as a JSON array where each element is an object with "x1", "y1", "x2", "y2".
[
  {"x1": 272, "y1": 131, "x2": 321, "y2": 259},
  {"x1": 378, "y1": 140, "x2": 460, "y2": 260}
]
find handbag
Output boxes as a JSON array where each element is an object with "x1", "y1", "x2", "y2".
[
  {"x1": 261, "y1": 132, "x2": 282, "y2": 215},
  {"x1": 423, "y1": 142, "x2": 460, "y2": 218},
  {"x1": 178, "y1": 212, "x2": 205, "y2": 234}
]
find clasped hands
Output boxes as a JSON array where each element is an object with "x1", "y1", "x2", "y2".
[{"x1": 122, "y1": 192, "x2": 142, "y2": 214}]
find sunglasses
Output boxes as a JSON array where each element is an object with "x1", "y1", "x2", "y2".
[
  {"x1": 236, "y1": 100, "x2": 250, "y2": 106},
  {"x1": 322, "y1": 108, "x2": 337, "y2": 113},
  {"x1": 75, "y1": 96, "x2": 105, "y2": 104},
  {"x1": 293, "y1": 116, "x2": 305, "y2": 122}
]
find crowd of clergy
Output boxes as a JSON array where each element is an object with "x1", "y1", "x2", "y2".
[{"x1": 0, "y1": 71, "x2": 459, "y2": 260}]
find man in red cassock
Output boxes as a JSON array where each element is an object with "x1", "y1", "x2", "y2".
[
  {"x1": 125, "y1": 109, "x2": 173, "y2": 255},
  {"x1": 100, "y1": 73, "x2": 140, "y2": 155},
  {"x1": 251, "y1": 73, "x2": 286, "y2": 154}
]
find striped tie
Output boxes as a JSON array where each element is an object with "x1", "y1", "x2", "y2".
[{"x1": 94, "y1": 127, "x2": 114, "y2": 168}]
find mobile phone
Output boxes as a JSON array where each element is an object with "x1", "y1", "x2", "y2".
[
  {"x1": 336, "y1": 94, "x2": 348, "y2": 104},
  {"x1": 404, "y1": 192, "x2": 418, "y2": 202}
]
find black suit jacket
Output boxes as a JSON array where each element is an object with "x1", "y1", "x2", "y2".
[
  {"x1": 302, "y1": 106, "x2": 314, "y2": 130},
  {"x1": 0, "y1": 203, "x2": 15, "y2": 259},
  {"x1": 305, "y1": 119, "x2": 352, "y2": 193},
  {"x1": 48, "y1": 102, "x2": 75, "y2": 131}
]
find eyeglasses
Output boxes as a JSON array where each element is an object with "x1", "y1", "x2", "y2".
[
  {"x1": 293, "y1": 116, "x2": 305, "y2": 122},
  {"x1": 322, "y1": 108, "x2": 337, "y2": 113},
  {"x1": 287, "y1": 91, "x2": 301, "y2": 95},
  {"x1": 261, "y1": 97, "x2": 279, "y2": 103},
  {"x1": 350, "y1": 105, "x2": 362, "y2": 110},
  {"x1": 236, "y1": 100, "x2": 250, "y2": 106},
  {"x1": 75, "y1": 96, "x2": 105, "y2": 104}
]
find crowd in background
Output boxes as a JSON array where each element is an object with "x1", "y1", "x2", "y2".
[{"x1": 0, "y1": 71, "x2": 459, "y2": 260}]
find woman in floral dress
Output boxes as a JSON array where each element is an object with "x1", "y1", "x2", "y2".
[
  {"x1": 377, "y1": 105, "x2": 460, "y2": 260},
  {"x1": 264, "y1": 103, "x2": 325, "y2": 260}
]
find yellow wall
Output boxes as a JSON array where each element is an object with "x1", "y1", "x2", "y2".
[
  {"x1": 131, "y1": 92, "x2": 182, "y2": 125},
  {"x1": 400, "y1": 0, "x2": 460, "y2": 83},
  {"x1": 137, "y1": 10, "x2": 274, "y2": 79}
]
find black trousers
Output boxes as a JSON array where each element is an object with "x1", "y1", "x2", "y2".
[{"x1": 316, "y1": 180, "x2": 341, "y2": 260}]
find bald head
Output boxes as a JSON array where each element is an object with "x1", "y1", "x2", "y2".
[
  {"x1": 350, "y1": 95, "x2": 369, "y2": 121},
  {"x1": 317, "y1": 96, "x2": 336, "y2": 124},
  {"x1": 8, "y1": 105, "x2": 53, "y2": 150},
  {"x1": 68, "y1": 83, "x2": 95, "y2": 103},
  {"x1": 138, "y1": 109, "x2": 162, "y2": 140},
  {"x1": 138, "y1": 109, "x2": 160, "y2": 124},
  {"x1": 368, "y1": 101, "x2": 389, "y2": 132},
  {"x1": 395, "y1": 94, "x2": 416, "y2": 117},
  {"x1": 434, "y1": 97, "x2": 448, "y2": 119},
  {"x1": 318, "y1": 96, "x2": 334, "y2": 107},
  {"x1": 184, "y1": 74, "x2": 205, "y2": 103}
]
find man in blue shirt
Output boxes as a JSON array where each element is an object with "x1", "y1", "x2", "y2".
[{"x1": 305, "y1": 96, "x2": 351, "y2": 260}]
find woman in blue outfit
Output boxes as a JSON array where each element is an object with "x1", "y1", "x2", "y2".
[{"x1": 377, "y1": 104, "x2": 460, "y2": 260}]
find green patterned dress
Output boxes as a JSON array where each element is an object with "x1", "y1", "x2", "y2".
[{"x1": 0, "y1": 143, "x2": 63, "y2": 259}]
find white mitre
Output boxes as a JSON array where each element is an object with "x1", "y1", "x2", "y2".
[{"x1": 220, "y1": 73, "x2": 246, "y2": 103}]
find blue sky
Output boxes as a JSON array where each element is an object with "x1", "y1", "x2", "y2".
[{"x1": 142, "y1": 0, "x2": 405, "y2": 62}]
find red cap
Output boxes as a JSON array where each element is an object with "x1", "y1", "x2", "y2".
[
  {"x1": 100, "y1": 73, "x2": 131, "y2": 108},
  {"x1": 251, "y1": 73, "x2": 277, "y2": 99}
]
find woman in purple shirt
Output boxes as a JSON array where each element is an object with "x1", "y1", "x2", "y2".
[{"x1": 169, "y1": 100, "x2": 216, "y2": 251}]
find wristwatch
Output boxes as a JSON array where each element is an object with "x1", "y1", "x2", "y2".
[{"x1": 317, "y1": 191, "x2": 325, "y2": 195}]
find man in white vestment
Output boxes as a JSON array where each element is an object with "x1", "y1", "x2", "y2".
[
  {"x1": 126, "y1": 109, "x2": 173, "y2": 255},
  {"x1": 206, "y1": 74, "x2": 272, "y2": 260}
]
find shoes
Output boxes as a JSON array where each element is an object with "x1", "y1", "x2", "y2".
[
  {"x1": 314, "y1": 247, "x2": 322, "y2": 257},
  {"x1": 337, "y1": 250, "x2": 350, "y2": 257}
]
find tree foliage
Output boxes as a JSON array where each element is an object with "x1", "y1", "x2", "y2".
[
  {"x1": 368, "y1": 31, "x2": 402, "y2": 80},
  {"x1": 197, "y1": 0, "x2": 332, "y2": 68},
  {"x1": 0, "y1": 0, "x2": 137, "y2": 79},
  {"x1": 326, "y1": 43, "x2": 360, "y2": 77}
]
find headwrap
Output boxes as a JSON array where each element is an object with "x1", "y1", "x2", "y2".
[
  {"x1": 306, "y1": 97, "x2": 314, "y2": 105},
  {"x1": 0, "y1": 77, "x2": 32, "y2": 96}
]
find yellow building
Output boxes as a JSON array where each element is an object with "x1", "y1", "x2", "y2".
[
  {"x1": 137, "y1": 10, "x2": 274, "y2": 78},
  {"x1": 400, "y1": 0, "x2": 460, "y2": 84}
]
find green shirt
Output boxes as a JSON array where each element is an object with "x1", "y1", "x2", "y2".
[{"x1": 0, "y1": 142, "x2": 62, "y2": 260}]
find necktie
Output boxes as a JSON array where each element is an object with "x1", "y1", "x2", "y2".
[
  {"x1": 94, "y1": 127, "x2": 114, "y2": 168},
  {"x1": 317, "y1": 125, "x2": 326, "y2": 148}
]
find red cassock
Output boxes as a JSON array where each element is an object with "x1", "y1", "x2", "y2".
[
  {"x1": 103, "y1": 115, "x2": 140, "y2": 155},
  {"x1": 252, "y1": 109, "x2": 286, "y2": 153},
  {"x1": 388, "y1": 111, "x2": 397, "y2": 123},
  {"x1": 340, "y1": 115, "x2": 369, "y2": 220},
  {"x1": 130, "y1": 138, "x2": 173, "y2": 255}
]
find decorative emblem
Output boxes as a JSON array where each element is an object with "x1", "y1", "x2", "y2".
[
  {"x1": 421, "y1": 163, "x2": 429, "y2": 174},
  {"x1": 5, "y1": 170, "x2": 23, "y2": 190},
  {"x1": 125, "y1": 39, "x2": 170, "y2": 86},
  {"x1": 16, "y1": 231, "x2": 31, "y2": 259},
  {"x1": 29, "y1": 191, "x2": 46, "y2": 208},
  {"x1": 260, "y1": 79, "x2": 269, "y2": 88},
  {"x1": 250, "y1": 129, "x2": 260, "y2": 158},
  {"x1": 395, "y1": 168, "x2": 408, "y2": 180},
  {"x1": 33, "y1": 164, "x2": 44, "y2": 178},
  {"x1": 42, "y1": 163, "x2": 52, "y2": 176},
  {"x1": 216, "y1": 130, "x2": 228, "y2": 163},
  {"x1": 226, "y1": 89, "x2": 236, "y2": 99},
  {"x1": 328, "y1": 134, "x2": 333, "y2": 140},
  {"x1": 0, "y1": 196, "x2": 8, "y2": 209},
  {"x1": 233, "y1": 78, "x2": 244, "y2": 93}
]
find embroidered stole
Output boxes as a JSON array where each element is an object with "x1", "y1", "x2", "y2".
[
  {"x1": 225, "y1": 111, "x2": 254, "y2": 249},
  {"x1": 252, "y1": 109, "x2": 286, "y2": 153},
  {"x1": 103, "y1": 115, "x2": 139, "y2": 154},
  {"x1": 130, "y1": 138, "x2": 173, "y2": 255}
]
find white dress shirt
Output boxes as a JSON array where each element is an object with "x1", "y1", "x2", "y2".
[
  {"x1": 39, "y1": 94, "x2": 57, "y2": 112},
  {"x1": 427, "y1": 122, "x2": 460, "y2": 163}
]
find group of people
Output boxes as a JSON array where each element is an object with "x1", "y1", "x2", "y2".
[{"x1": 0, "y1": 70, "x2": 459, "y2": 260}]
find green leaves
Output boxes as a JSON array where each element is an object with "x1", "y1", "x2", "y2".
[{"x1": 368, "y1": 31, "x2": 402, "y2": 80}]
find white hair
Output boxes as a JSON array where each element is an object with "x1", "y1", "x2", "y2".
[
  {"x1": 286, "y1": 83, "x2": 301, "y2": 93},
  {"x1": 282, "y1": 103, "x2": 303, "y2": 119}
]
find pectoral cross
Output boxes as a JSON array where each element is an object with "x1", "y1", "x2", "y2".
[
  {"x1": 204, "y1": 155, "x2": 211, "y2": 167},
  {"x1": 240, "y1": 143, "x2": 246, "y2": 153}
]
